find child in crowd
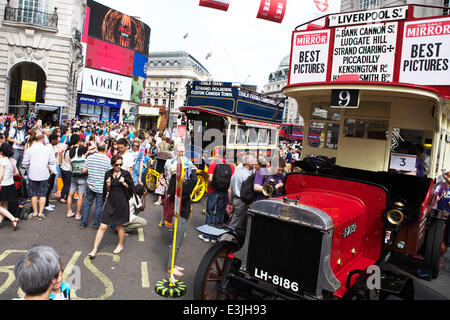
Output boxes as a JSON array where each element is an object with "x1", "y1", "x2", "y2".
[
  {"x1": 154, "y1": 172, "x2": 166, "y2": 206},
  {"x1": 49, "y1": 258, "x2": 71, "y2": 300}
]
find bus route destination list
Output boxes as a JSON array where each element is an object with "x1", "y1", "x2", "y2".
[{"x1": 331, "y1": 22, "x2": 398, "y2": 82}]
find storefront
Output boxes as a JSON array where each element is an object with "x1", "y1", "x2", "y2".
[
  {"x1": 34, "y1": 103, "x2": 61, "y2": 126},
  {"x1": 77, "y1": 94, "x2": 121, "y2": 123}
]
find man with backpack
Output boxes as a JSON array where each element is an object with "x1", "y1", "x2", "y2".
[
  {"x1": 67, "y1": 135, "x2": 88, "y2": 220},
  {"x1": 199, "y1": 146, "x2": 234, "y2": 243},
  {"x1": 7, "y1": 119, "x2": 26, "y2": 170}
]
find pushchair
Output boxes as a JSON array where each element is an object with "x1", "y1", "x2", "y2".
[{"x1": 8, "y1": 171, "x2": 28, "y2": 220}]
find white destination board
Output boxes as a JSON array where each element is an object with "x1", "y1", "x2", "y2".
[
  {"x1": 331, "y1": 22, "x2": 398, "y2": 82},
  {"x1": 399, "y1": 17, "x2": 450, "y2": 85},
  {"x1": 329, "y1": 6, "x2": 407, "y2": 27},
  {"x1": 389, "y1": 153, "x2": 417, "y2": 172},
  {"x1": 289, "y1": 29, "x2": 330, "y2": 85}
]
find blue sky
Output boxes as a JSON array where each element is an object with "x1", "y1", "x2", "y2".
[{"x1": 96, "y1": 0, "x2": 341, "y2": 91}]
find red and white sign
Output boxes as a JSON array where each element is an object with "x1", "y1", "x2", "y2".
[
  {"x1": 289, "y1": 30, "x2": 330, "y2": 85},
  {"x1": 400, "y1": 17, "x2": 450, "y2": 85},
  {"x1": 256, "y1": 0, "x2": 286, "y2": 24},
  {"x1": 314, "y1": 0, "x2": 329, "y2": 13},
  {"x1": 241, "y1": 119, "x2": 280, "y2": 129},
  {"x1": 199, "y1": 0, "x2": 230, "y2": 11},
  {"x1": 86, "y1": 37, "x2": 135, "y2": 77},
  {"x1": 309, "y1": 0, "x2": 340, "y2": 20},
  {"x1": 177, "y1": 125, "x2": 186, "y2": 138}
]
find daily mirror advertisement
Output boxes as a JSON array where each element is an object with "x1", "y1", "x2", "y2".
[
  {"x1": 289, "y1": 30, "x2": 330, "y2": 85},
  {"x1": 399, "y1": 17, "x2": 450, "y2": 85}
]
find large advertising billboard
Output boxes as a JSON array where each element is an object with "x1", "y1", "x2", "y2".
[
  {"x1": 81, "y1": 0, "x2": 151, "y2": 103},
  {"x1": 85, "y1": 37, "x2": 134, "y2": 76},
  {"x1": 86, "y1": 0, "x2": 151, "y2": 56}
]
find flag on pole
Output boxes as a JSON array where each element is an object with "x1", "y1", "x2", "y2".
[
  {"x1": 205, "y1": 52, "x2": 212, "y2": 60},
  {"x1": 199, "y1": 0, "x2": 230, "y2": 11},
  {"x1": 256, "y1": 0, "x2": 287, "y2": 23}
]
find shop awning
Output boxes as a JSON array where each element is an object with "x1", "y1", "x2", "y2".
[{"x1": 35, "y1": 104, "x2": 60, "y2": 112}]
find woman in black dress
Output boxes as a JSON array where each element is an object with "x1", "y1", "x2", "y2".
[{"x1": 88, "y1": 155, "x2": 135, "y2": 258}]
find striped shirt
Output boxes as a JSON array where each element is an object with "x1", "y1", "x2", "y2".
[{"x1": 83, "y1": 153, "x2": 112, "y2": 193}]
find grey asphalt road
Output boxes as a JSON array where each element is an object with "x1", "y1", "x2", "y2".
[
  {"x1": 0, "y1": 194, "x2": 449, "y2": 300},
  {"x1": 0, "y1": 195, "x2": 211, "y2": 300}
]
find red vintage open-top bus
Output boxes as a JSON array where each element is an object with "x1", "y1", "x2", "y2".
[{"x1": 194, "y1": 4, "x2": 450, "y2": 301}]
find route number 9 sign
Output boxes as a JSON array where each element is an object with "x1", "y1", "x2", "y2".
[
  {"x1": 330, "y1": 89, "x2": 359, "y2": 108},
  {"x1": 389, "y1": 153, "x2": 417, "y2": 172}
]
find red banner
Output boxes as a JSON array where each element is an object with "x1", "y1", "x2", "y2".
[
  {"x1": 256, "y1": 0, "x2": 286, "y2": 23},
  {"x1": 199, "y1": 0, "x2": 230, "y2": 11}
]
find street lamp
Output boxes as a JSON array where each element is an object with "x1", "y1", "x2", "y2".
[{"x1": 164, "y1": 81, "x2": 177, "y2": 130}]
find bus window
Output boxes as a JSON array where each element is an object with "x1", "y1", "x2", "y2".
[
  {"x1": 390, "y1": 128, "x2": 433, "y2": 176},
  {"x1": 311, "y1": 105, "x2": 341, "y2": 121},
  {"x1": 258, "y1": 129, "x2": 268, "y2": 145},
  {"x1": 248, "y1": 127, "x2": 258, "y2": 145},
  {"x1": 308, "y1": 122, "x2": 325, "y2": 148},
  {"x1": 308, "y1": 122, "x2": 339, "y2": 150},
  {"x1": 228, "y1": 125, "x2": 236, "y2": 144},
  {"x1": 344, "y1": 119, "x2": 388, "y2": 140},
  {"x1": 236, "y1": 126, "x2": 248, "y2": 145},
  {"x1": 269, "y1": 129, "x2": 277, "y2": 145},
  {"x1": 326, "y1": 124, "x2": 339, "y2": 149}
]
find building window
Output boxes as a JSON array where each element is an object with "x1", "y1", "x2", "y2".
[
  {"x1": 360, "y1": 0, "x2": 379, "y2": 10},
  {"x1": 154, "y1": 98, "x2": 158, "y2": 105},
  {"x1": 17, "y1": 0, "x2": 50, "y2": 26},
  {"x1": 444, "y1": 0, "x2": 449, "y2": 15},
  {"x1": 162, "y1": 99, "x2": 166, "y2": 106}
]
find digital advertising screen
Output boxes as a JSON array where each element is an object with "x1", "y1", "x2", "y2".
[
  {"x1": 86, "y1": 0, "x2": 151, "y2": 56},
  {"x1": 86, "y1": 37, "x2": 134, "y2": 76}
]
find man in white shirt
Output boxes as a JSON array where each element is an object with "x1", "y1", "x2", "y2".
[
  {"x1": 117, "y1": 138, "x2": 134, "y2": 173},
  {"x1": 123, "y1": 184, "x2": 147, "y2": 234},
  {"x1": 22, "y1": 133, "x2": 55, "y2": 220}
]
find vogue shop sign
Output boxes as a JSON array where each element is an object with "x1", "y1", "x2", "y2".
[{"x1": 82, "y1": 68, "x2": 132, "y2": 101}]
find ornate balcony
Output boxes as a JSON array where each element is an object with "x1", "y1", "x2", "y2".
[{"x1": 4, "y1": 3, "x2": 58, "y2": 29}]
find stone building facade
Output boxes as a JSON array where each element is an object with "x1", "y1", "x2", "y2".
[{"x1": 0, "y1": 0, "x2": 85, "y2": 119}]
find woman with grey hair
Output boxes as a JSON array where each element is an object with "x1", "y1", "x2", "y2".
[{"x1": 14, "y1": 246, "x2": 61, "y2": 300}]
